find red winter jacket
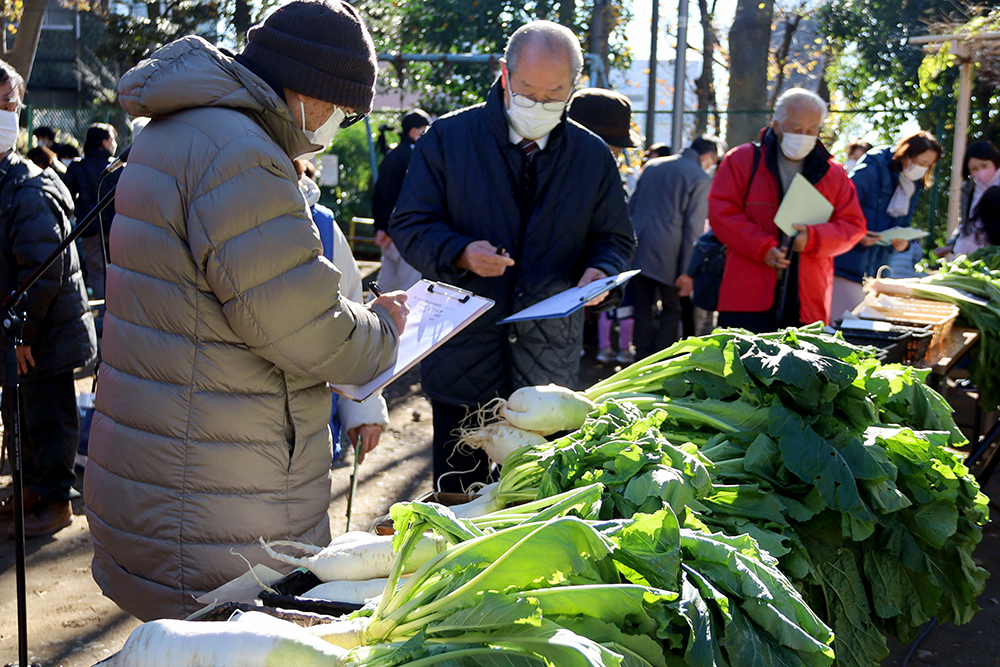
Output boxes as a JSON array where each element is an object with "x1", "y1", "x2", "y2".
[{"x1": 709, "y1": 128, "x2": 867, "y2": 324}]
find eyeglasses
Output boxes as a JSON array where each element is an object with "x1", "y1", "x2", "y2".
[
  {"x1": 510, "y1": 91, "x2": 570, "y2": 113},
  {"x1": 340, "y1": 110, "x2": 367, "y2": 129}
]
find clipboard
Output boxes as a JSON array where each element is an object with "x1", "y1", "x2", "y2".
[
  {"x1": 874, "y1": 227, "x2": 929, "y2": 246},
  {"x1": 497, "y1": 269, "x2": 641, "y2": 325},
  {"x1": 332, "y1": 279, "x2": 493, "y2": 401}
]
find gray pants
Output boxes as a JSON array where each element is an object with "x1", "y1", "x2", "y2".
[
  {"x1": 377, "y1": 241, "x2": 422, "y2": 293},
  {"x1": 78, "y1": 234, "x2": 107, "y2": 301}
]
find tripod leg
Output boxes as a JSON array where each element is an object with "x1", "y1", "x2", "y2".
[{"x1": 4, "y1": 344, "x2": 29, "y2": 667}]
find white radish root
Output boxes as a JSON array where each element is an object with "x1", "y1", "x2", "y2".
[
  {"x1": 497, "y1": 384, "x2": 595, "y2": 436},
  {"x1": 110, "y1": 617, "x2": 347, "y2": 667},
  {"x1": 260, "y1": 533, "x2": 442, "y2": 582},
  {"x1": 302, "y1": 578, "x2": 401, "y2": 605},
  {"x1": 457, "y1": 421, "x2": 547, "y2": 466},
  {"x1": 447, "y1": 482, "x2": 500, "y2": 518},
  {"x1": 308, "y1": 616, "x2": 371, "y2": 650}
]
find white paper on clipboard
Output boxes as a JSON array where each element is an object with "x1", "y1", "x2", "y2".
[
  {"x1": 332, "y1": 280, "x2": 493, "y2": 401},
  {"x1": 497, "y1": 269, "x2": 641, "y2": 325}
]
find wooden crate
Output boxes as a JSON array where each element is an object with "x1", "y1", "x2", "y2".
[{"x1": 853, "y1": 293, "x2": 959, "y2": 350}]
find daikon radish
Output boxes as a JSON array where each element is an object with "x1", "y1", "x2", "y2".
[
  {"x1": 260, "y1": 532, "x2": 442, "y2": 582},
  {"x1": 458, "y1": 422, "x2": 547, "y2": 466},
  {"x1": 447, "y1": 482, "x2": 501, "y2": 518},
  {"x1": 109, "y1": 618, "x2": 347, "y2": 667},
  {"x1": 307, "y1": 616, "x2": 371, "y2": 649},
  {"x1": 302, "y1": 578, "x2": 400, "y2": 604},
  {"x1": 265, "y1": 531, "x2": 376, "y2": 554},
  {"x1": 497, "y1": 384, "x2": 595, "y2": 436}
]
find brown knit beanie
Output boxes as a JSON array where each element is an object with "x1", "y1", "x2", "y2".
[{"x1": 240, "y1": 0, "x2": 378, "y2": 113}]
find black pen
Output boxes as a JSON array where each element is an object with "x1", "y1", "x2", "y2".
[{"x1": 369, "y1": 283, "x2": 383, "y2": 299}]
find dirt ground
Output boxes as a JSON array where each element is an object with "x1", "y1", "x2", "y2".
[{"x1": 1, "y1": 347, "x2": 998, "y2": 667}]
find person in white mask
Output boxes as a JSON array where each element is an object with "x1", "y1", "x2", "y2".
[
  {"x1": 387, "y1": 20, "x2": 635, "y2": 493},
  {"x1": 84, "y1": 0, "x2": 408, "y2": 621},
  {"x1": 936, "y1": 140, "x2": 1000, "y2": 258},
  {"x1": 832, "y1": 131, "x2": 941, "y2": 314},
  {"x1": 709, "y1": 87, "x2": 867, "y2": 332}
]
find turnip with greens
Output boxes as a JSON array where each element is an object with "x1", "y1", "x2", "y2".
[
  {"x1": 497, "y1": 384, "x2": 595, "y2": 435},
  {"x1": 457, "y1": 421, "x2": 547, "y2": 466}
]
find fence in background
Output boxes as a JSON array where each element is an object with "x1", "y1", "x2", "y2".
[{"x1": 24, "y1": 106, "x2": 131, "y2": 148}]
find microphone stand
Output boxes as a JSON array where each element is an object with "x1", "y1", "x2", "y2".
[{"x1": 2, "y1": 161, "x2": 122, "y2": 667}]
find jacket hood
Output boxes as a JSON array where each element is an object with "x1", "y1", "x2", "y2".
[{"x1": 117, "y1": 36, "x2": 314, "y2": 158}]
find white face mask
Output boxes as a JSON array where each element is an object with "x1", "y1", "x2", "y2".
[
  {"x1": 0, "y1": 110, "x2": 19, "y2": 153},
  {"x1": 299, "y1": 99, "x2": 346, "y2": 159},
  {"x1": 845, "y1": 158, "x2": 857, "y2": 171},
  {"x1": 902, "y1": 163, "x2": 928, "y2": 182},
  {"x1": 778, "y1": 131, "x2": 816, "y2": 161},
  {"x1": 505, "y1": 85, "x2": 564, "y2": 140}
]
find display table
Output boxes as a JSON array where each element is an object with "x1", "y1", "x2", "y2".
[
  {"x1": 917, "y1": 326, "x2": 980, "y2": 388},
  {"x1": 915, "y1": 326, "x2": 998, "y2": 483}
]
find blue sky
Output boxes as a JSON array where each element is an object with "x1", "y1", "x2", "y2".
[{"x1": 625, "y1": 0, "x2": 739, "y2": 61}]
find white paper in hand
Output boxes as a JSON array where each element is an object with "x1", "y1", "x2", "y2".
[{"x1": 773, "y1": 173, "x2": 834, "y2": 237}]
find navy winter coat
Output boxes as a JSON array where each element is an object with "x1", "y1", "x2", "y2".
[
  {"x1": 834, "y1": 146, "x2": 923, "y2": 283},
  {"x1": 389, "y1": 80, "x2": 635, "y2": 406},
  {"x1": 0, "y1": 152, "x2": 97, "y2": 381}
]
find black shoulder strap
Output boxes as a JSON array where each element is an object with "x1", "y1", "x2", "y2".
[{"x1": 743, "y1": 142, "x2": 761, "y2": 207}]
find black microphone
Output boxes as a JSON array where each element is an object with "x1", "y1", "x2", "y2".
[{"x1": 102, "y1": 145, "x2": 131, "y2": 176}]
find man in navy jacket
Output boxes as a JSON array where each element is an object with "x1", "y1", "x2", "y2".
[{"x1": 389, "y1": 21, "x2": 635, "y2": 491}]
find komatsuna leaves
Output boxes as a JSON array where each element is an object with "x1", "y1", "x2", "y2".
[
  {"x1": 605, "y1": 509, "x2": 683, "y2": 590},
  {"x1": 766, "y1": 403, "x2": 875, "y2": 531}
]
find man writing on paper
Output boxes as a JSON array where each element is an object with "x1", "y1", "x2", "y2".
[
  {"x1": 710, "y1": 88, "x2": 866, "y2": 332},
  {"x1": 84, "y1": 0, "x2": 408, "y2": 620},
  {"x1": 389, "y1": 21, "x2": 635, "y2": 492}
]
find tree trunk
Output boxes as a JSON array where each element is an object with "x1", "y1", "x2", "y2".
[
  {"x1": 558, "y1": 0, "x2": 575, "y2": 26},
  {"x1": 694, "y1": 0, "x2": 717, "y2": 135},
  {"x1": 234, "y1": 0, "x2": 252, "y2": 44},
  {"x1": 767, "y1": 11, "x2": 802, "y2": 109},
  {"x1": 589, "y1": 0, "x2": 610, "y2": 83},
  {"x1": 6, "y1": 0, "x2": 47, "y2": 83},
  {"x1": 726, "y1": 0, "x2": 775, "y2": 148}
]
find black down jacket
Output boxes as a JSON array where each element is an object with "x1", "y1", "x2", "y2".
[
  {"x1": 0, "y1": 152, "x2": 97, "y2": 380},
  {"x1": 389, "y1": 80, "x2": 635, "y2": 406}
]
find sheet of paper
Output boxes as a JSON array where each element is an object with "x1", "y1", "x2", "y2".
[
  {"x1": 192, "y1": 564, "x2": 285, "y2": 609},
  {"x1": 875, "y1": 227, "x2": 930, "y2": 246},
  {"x1": 497, "y1": 269, "x2": 641, "y2": 325},
  {"x1": 773, "y1": 173, "x2": 835, "y2": 237},
  {"x1": 332, "y1": 280, "x2": 493, "y2": 401}
]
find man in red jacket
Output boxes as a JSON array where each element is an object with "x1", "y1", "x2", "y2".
[{"x1": 709, "y1": 88, "x2": 866, "y2": 332}]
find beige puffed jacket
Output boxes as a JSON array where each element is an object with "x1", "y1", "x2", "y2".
[{"x1": 84, "y1": 36, "x2": 398, "y2": 620}]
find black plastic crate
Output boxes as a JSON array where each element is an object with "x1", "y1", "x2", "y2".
[{"x1": 258, "y1": 568, "x2": 364, "y2": 617}]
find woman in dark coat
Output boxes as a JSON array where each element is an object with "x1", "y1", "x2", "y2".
[
  {"x1": 64, "y1": 123, "x2": 119, "y2": 299},
  {"x1": 831, "y1": 131, "x2": 941, "y2": 316}
]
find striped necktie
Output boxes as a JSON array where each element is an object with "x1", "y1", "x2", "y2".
[{"x1": 518, "y1": 138, "x2": 539, "y2": 208}]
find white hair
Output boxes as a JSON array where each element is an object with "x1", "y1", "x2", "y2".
[
  {"x1": 505, "y1": 20, "x2": 584, "y2": 79},
  {"x1": 773, "y1": 88, "x2": 828, "y2": 124}
]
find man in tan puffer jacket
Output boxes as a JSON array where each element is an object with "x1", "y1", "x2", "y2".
[{"x1": 84, "y1": 0, "x2": 408, "y2": 620}]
